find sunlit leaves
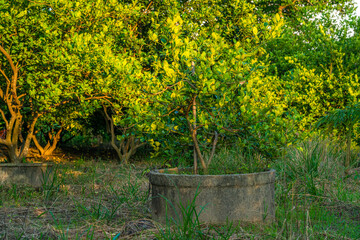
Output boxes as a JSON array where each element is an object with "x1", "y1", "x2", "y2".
[{"x1": 134, "y1": 0, "x2": 288, "y2": 160}]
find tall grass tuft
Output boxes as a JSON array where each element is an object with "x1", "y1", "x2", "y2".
[
  {"x1": 273, "y1": 137, "x2": 360, "y2": 239},
  {"x1": 42, "y1": 166, "x2": 62, "y2": 202},
  {"x1": 278, "y1": 136, "x2": 345, "y2": 197},
  {"x1": 155, "y1": 186, "x2": 207, "y2": 240}
]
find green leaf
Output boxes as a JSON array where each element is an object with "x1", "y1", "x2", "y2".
[
  {"x1": 275, "y1": 13, "x2": 280, "y2": 22},
  {"x1": 16, "y1": 10, "x2": 26, "y2": 18},
  {"x1": 253, "y1": 27, "x2": 258, "y2": 36}
]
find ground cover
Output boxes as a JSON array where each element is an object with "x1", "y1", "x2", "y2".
[{"x1": 0, "y1": 140, "x2": 360, "y2": 239}]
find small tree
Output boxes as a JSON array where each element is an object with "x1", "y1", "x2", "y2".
[
  {"x1": 32, "y1": 125, "x2": 62, "y2": 158},
  {"x1": 144, "y1": 0, "x2": 284, "y2": 173},
  {"x1": 31, "y1": 104, "x2": 90, "y2": 158},
  {"x1": 103, "y1": 105, "x2": 147, "y2": 164}
]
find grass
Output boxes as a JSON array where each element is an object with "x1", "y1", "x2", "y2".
[
  {"x1": 271, "y1": 137, "x2": 360, "y2": 239},
  {"x1": 0, "y1": 160, "x2": 153, "y2": 239},
  {"x1": 0, "y1": 137, "x2": 360, "y2": 239},
  {"x1": 207, "y1": 146, "x2": 270, "y2": 175}
]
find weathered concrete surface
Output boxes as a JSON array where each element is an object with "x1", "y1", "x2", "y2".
[
  {"x1": 0, "y1": 163, "x2": 53, "y2": 188},
  {"x1": 150, "y1": 169, "x2": 276, "y2": 225}
]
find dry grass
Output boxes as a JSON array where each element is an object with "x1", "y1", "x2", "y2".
[{"x1": 0, "y1": 160, "x2": 156, "y2": 239}]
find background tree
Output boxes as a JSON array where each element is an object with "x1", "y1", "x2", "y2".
[
  {"x1": 31, "y1": 103, "x2": 96, "y2": 158},
  {"x1": 317, "y1": 103, "x2": 360, "y2": 173},
  {"x1": 2, "y1": 0, "x2": 359, "y2": 167},
  {"x1": 251, "y1": 0, "x2": 355, "y2": 19},
  {"x1": 259, "y1": 0, "x2": 360, "y2": 148},
  {"x1": 0, "y1": 0, "x2": 141, "y2": 163}
]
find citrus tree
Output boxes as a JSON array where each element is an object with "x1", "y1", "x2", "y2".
[
  {"x1": 31, "y1": 103, "x2": 96, "y2": 158},
  {"x1": 0, "y1": 0, "x2": 147, "y2": 163},
  {"x1": 141, "y1": 0, "x2": 284, "y2": 173}
]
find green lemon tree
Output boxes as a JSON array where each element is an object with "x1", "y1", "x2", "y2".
[
  {"x1": 31, "y1": 104, "x2": 95, "y2": 158},
  {"x1": 142, "y1": 0, "x2": 284, "y2": 173},
  {"x1": 0, "y1": 0, "x2": 146, "y2": 163}
]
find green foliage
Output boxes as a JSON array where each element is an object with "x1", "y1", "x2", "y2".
[
  {"x1": 317, "y1": 103, "x2": 360, "y2": 170},
  {"x1": 1, "y1": 0, "x2": 360, "y2": 171},
  {"x1": 206, "y1": 147, "x2": 270, "y2": 174},
  {"x1": 317, "y1": 103, "x2": 360, "y2": 132},
  {"x1": 272, "y1": 137, "x2": 360, "y2": 239},
  {"x1": 258, "y1": 2, "x2": 360, "y2": 157},
  {"x1": 142, "y1": 0, "x2": 285, "y2": 171},
  {"x1": 160, "y1": 146, "x2": 271, "y2": 175},
  {"x1": 0, "y1": 0, "x2": 153, "y2": 162},
  {"x1": 252, "y1": 0, "x2": 355, "y2": 18},
  {"x1": 1, "y1": 0, "x2": 111, "y2": 109}
]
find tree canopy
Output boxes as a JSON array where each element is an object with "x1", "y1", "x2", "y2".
[{"x1": 1, "y1": 0, "x2": 359, "y2": 167}]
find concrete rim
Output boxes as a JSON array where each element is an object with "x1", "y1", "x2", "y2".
[
  {"x1": 0, "y1": 163, "x2": 53, "y2": 167},
  {"x1": 149, "y1": 168, "x2": 276, "y2": 188},
  {"x1": 151, "y1": 167, "x2": 275, "y2": 177}
]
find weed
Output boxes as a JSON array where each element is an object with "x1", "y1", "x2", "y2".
[
  {"x1": 271, "y1": 136, "x2": 360, "y2": 239},
  {"x1": 110, "y1": 170, "x2": 149, "y2": 208},
  {"x1": 278, "y1": 137, "x2": 345, "y2": 198},
  {"x1": 42, "y1": 165, "x2": 62, "y2": 202},
  {"x1": 50, "y1": 210, "x2": 71, "y2": 239},
  {"x1": 155, "y1": 184, "x2": 208, "y2": 240},
  {"x1": 211, "y1": 220, "x2": 238, "y2": 239}
]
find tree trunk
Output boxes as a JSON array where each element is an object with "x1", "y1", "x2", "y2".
[
  {"x1": 187, "y1": 99, "x2": 219, "y2": 175},
  {"x1": 193, "y1": 96, "x2": 198, "y2": 174},
  {"x1": 32, "y1": 128, "x2": 62, "y2": 157},
  {"x1": 3, "y1": 115, "x2": 38, "y2": 163},
  {"x1": 0, "y1": 45, "x2": 39, "y2": 163},
  {"x1": 103, "y1": 106, "x2": 145, "y2": 164}
]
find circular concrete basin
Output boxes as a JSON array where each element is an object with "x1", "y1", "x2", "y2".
[{"x1": 149, "y1": 168, "x2": 276, "y2": 225}]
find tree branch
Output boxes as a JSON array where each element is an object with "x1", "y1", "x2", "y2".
[
  {"x1": 0, "y1": 109, "x2": 8, "y2": 128},
  {"x1": 0, "y1": 87, "x2": 3, "y2": 100},
  {"x1": 44, "y1": 128, "x2": 62, "y2": 155},
  {"x1": 103, "y1": 105, "x2": 124, "y2": 163},
  {"x1": 11, "y1": 116, "x2": 22, "y2": 146},
  {"x1": 186, "y1": 115, "x2": 207, "y2": 170},
  {"x1": 0, "y1": 45, "x2": 21, "y2": 106},
  {"x1": 0, "y1": 45, "x2": 16, "y2": 75},
  {"x1": 143, "y1": 1, "x2": 153, "y2": 14},
  {"x1": 133, "y1": 141, "x2": 146, "y2": 151},
  {"x1": 0, "y1": 138, "x2": 7, "y2": 146},
  {"x1": 184, "y1": 79, "x2": 197, "y2": 90},
  {"x1": 20, "y1": 113, "x2": 40, "y2": 158},
  {"x1": 145, "y1": 82, "x2": 181, "y2": 96},
  {"x1": 206, "y1": 131, "x2": 219, "y2": 167},
  {"x1": 32, "y1": 135, "x2": 45, "y2": 156}
]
